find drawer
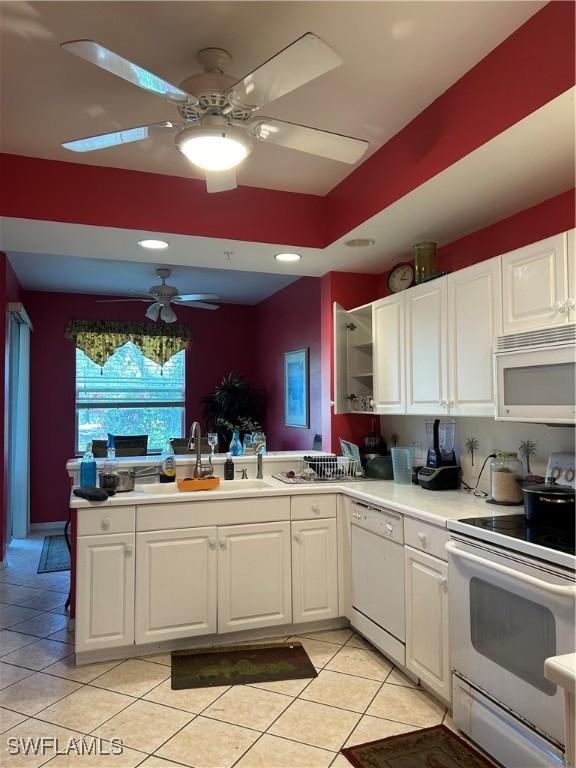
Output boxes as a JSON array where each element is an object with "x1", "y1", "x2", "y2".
[
  {"x1": 137, "y1": 496, "x2": 290, "y2": 531},
  {"x1": 404, "y1": 517, "x2": 449, "y2": 561},
  {"x1": 291, "y1": 494, "x2": 337, "y2": 520},
  {"x1": 77, "y1": 506, "x2": 136, "y2": 536}
]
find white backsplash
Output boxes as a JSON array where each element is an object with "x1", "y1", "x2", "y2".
[{"x1": 380, "y1": 415, "x2": 575, "y2": 495}]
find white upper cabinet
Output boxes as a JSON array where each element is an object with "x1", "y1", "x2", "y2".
[
  {"x1": 135, "y1": 527, "x2": 217, "y2": 644},
  {"x1": 372, "y1": 293, "x2": 406, "y2": 414},
  {"x1": 447, "y1": 258, "x2": 502, "y2": 417},
  {"x1": 568, "y1": 229, "x2": 575, "y2": 322},
  {"x1": 333, "y1": 302, "x2": 374, "y2": 414},
  {"x1": 501, "y1": 232, "x2": 570, "y2": 334},
  {"x1": 405, "y1": 278, "x2": 449, "y2": 415},
  {"x1": 218, "y1": 522, "x2": 292, "y2": 633}
]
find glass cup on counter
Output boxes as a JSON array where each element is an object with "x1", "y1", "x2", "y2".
[
  {"x1": 391, "y1": 446, "x2": 414, "y2": 484},
  {"x1": 207, "y1": 432, "x2": 218, "y2": 456},
  {"x1": 242, "y1": 433, "x2": 254, "y2": 455}
]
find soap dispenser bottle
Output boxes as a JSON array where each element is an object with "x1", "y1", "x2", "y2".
[
  {"x1": 159, "y1": 441, "x2": 176, "y2": 483},
  {"x1": 80, "y1": 442, "x2": 97, "y2": 488}
]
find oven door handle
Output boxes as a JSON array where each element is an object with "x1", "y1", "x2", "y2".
[{"x1": 446, "y1": 541, "x2": 576, "y2": 598}]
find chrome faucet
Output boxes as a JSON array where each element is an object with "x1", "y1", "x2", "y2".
[
  {"x1": 256, "y1": 452, "x2": 263, "y2": 480},
  {"x1": 188, "y1": 421, "x2": 205, "y2": 479}
]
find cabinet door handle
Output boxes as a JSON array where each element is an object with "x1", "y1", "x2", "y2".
[
  {"x1": 385, "y1": 522, "x2": 393, "y2": 533},
  {"x1": 440, "y1": 577, "x2": 448, "y2": 592},
  {"x1": 208, "y1": 537, "x2": 217, "y2": 550},
  {"x1": 418, "y1": 532, "x2": 428, "y2": 548},
  {"x1": 124, "y1": 544, "x2": 133, "y2": 556},
  {"x1": 553, "y1": 300, "x2": 567, "y2": 314},
  {"x1": 219, "y1": 539, "x2": 227, "y2": 550},
  {"x1": 293, "y1": 532, "x2": 303, "y2": 543},
  {"x1": 565, "y1": 299, "x2": 575, "y2": 312},
  {"x1": 101, "y1": 517, "x2": 111, "y2": 531}
]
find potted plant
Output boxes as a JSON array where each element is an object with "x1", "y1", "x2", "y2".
[{"x1": 202, "y1": 373, "x2": 266, "y2": 451}]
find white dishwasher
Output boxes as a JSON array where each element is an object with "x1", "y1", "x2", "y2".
[{"x1": 350, "y1": 501, "x2": 406, "y2": 667}]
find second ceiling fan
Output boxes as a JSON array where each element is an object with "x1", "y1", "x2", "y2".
[{"x1": 60, "y1": 32, "x2": 369, "y2": 192}]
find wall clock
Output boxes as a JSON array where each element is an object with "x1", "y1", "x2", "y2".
[{"x1": 387, "y1": 262, "x2": 415, "y2": 293}]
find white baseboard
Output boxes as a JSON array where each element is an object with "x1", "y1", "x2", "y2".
[{"x1": 30, "y1": 521, "x2": 67, "y2": 532}]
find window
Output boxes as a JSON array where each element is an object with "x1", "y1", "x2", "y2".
[{"x1": 76, "y1": 342, "x2": 185, "y2": 453}]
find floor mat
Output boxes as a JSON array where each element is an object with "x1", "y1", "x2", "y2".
[
  {"x1": 171, "y1": 641, "x2": 318, "y2": 690},
  {"x1": 37, "y1": 535, "x2": 70, "y2": 573},
  {"x1": 341, "y1": 725, "x2": 499, "y2": 768}
]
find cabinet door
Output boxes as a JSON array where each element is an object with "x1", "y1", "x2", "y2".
[
  {"x1": 372, "y1": 294, "x2": 406, "y2": 414},
  {"x1": 568, "y1": 229, "x2": 575, "y2": 322},
  {"x1": 218, "y1": 522, "x2": 291, "y2": 633},
  {"x1": 501, "y1": 233, "x2": 569, "y2": 333},
  {"x1": 405, "y1": 278, "x2": 448, "y2": 415},
  {"x1": 333, "y1": 302, "x2": 351, "y2": 414},
  {"x1": 292, "y1": 519, "x2": 338, "y2": 624},
  {"x1": 447, "y1": 257, "x2": 501, "y2": 417},
  {"x1": 76, "y1": 533, "x2": 135, "y2": 653},
  {"x1": 135, "y1": 527, "x2": 217, "y2": 644},
  {"x1": 405, "y1": 546, "x2": 450, "y2": 703}
]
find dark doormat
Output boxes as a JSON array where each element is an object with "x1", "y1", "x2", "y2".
[
  {"x1": 37, "y1": 535, "x2": 70, "y2": 573},
  {"x1": 341, "y1": 725, "x2": 499, "y2": 768},
  {"x1": 171, "y1": 641, "x2": 318, "y2": 690}
]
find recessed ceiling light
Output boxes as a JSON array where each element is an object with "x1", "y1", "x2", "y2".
[
  {"x1": 344, "y1": 238, "x2": 376, "y2": 247},
  {"x1": 138, "y1": 239, "x2": 169, "y2": 250},
  {"x1": 275, "y1": 252, "x2": 301, "y2": 262}
]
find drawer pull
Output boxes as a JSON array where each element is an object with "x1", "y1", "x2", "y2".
[
  {"x1": 418, "y1": 532, "x2": 428, "y2": 548},
  {"x1": 311, "y1": 504, "x2": 320, "y2": 513},
  {"x1": 101, "y1": 517, "x2": 111, "y2": 531}
]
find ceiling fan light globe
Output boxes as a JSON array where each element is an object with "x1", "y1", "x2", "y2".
[
  {"x1": 160, "y1": 304, "x2": 177, "y2": 323},
  {"x1": 145, "y1": 303, "x2": 161, "y2": 321},
  {"x1": 175, "y1": 125, "x2": 252, "y2": 171}
]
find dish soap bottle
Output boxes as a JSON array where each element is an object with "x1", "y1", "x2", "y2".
[
  {"x1": 224, "y1": 454, "x2": 235, "y2": 480},
  {"x1": 159, "y1": 441, "x2": 176, "y2": 483},
  {"x1": 80, "y1": 442, "x2": 97, "y2": 488},
  {"x1": 229, "y1": 430, "x2": 243, "y2": 457}
]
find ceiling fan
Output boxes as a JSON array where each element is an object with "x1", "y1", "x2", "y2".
[
  {"x1": 98, "y1": 268, "x2": 219, "y2": 323},
  {"x1": 60, "y1": 33, "x2": 369, "y2": 192}
]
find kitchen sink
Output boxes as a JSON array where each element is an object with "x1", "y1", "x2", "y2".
[{"x1": 136, "y1": 479, "x2": 274, "y2": 494}]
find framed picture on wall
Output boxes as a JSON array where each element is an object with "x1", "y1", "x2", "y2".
[{"x1": 284, "y1": 348, "x2": 309, "y2": 428}]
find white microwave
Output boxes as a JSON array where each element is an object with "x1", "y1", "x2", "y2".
[{"x1": 495, "y1": 325, "x2": 576, "y2": 424}]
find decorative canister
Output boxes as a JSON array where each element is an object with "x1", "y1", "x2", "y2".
[
  {"x1": 413, "y1": 242, "x2": 437, "y2": 284},
  {"x1": 490, "y1": 451, "x2": 523, "y2": 504}
]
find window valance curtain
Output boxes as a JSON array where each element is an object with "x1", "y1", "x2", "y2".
[{"x1": 65, "y1": 320, "x2": 191, "y2": 367}]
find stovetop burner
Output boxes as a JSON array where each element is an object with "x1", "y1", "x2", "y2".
[{"x1": 458, "y1": 514, "x2": 575, "y2": 555}]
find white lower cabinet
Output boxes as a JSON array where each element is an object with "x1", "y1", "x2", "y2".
[
  {"x1": 404, "y1": 545, "x2": 450, "y2": 703},
  {"x1": 292, "y1": 518, "x2": 338, "y2": 624},
  {"x1": 135, "y1": 527, "x2": 217, "y2": 644},
  {"x1": 217, "y1": 522, "x2": 292, "y2": 633},
  {"x1": 76, "y1": 533, "x2": 135, "y2": 653}
]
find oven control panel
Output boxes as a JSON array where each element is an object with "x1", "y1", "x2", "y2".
[{"x1": 546, "y1": 452, "x2": 575, "y2": 487}]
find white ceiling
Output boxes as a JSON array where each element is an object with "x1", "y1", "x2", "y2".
[
  {"x1": 2, "y1": 87, "x2": 573, "y2": 290},
  {"x1": 6, "y1": 252, "x2": 298, "y2": 304},
  {"x1": 0, "y1": 0, "x2": 545, "y2": 194}
]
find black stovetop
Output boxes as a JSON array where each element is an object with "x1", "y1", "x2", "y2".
[{"x1": 458, "y1": 514, "x2": 575, "y2": 556}]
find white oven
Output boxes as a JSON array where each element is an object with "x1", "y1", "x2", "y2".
[
  {"x1": 494, "y1": 325, "x2": 576, "y2": 424},
  {"x1": 447, "y1": 536, "x2": 575, "y2": 755}
]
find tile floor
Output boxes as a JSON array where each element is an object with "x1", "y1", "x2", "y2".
[{"x1": 0, "y1": 536, "x2": 453, "y2": 767}]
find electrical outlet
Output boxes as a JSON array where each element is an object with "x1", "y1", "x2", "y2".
[{"x1": 411, "y1": 441, "x2": 423, "y2": 461}]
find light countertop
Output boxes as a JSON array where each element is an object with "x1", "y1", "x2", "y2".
[
  {"x1": 545, "y1": 654, "x2": 576, "y2": 694},
  {"x1": 70, "y1": 474, "x2": 502, "y2": 528}
]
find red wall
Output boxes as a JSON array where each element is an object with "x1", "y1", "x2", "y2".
[
  {"x1": 256, "y1": 278, "x2": 322, "y2": 450},
  {"x1": 23, "y1": 291, "x2": 258, "y2": 525}
]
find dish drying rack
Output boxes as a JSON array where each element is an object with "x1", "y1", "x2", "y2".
[{"x1": 274, "y1": 455, "x2": 361, "y2": 484}]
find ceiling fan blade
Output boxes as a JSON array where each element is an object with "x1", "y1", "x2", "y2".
[
  {"x1": 205, "y1": 168, "x2": 237, "y2": 194},
  {"x1": 62, "y1": 122, "x2": 176, "y2": 152},
  {"x1": 175, "y1": 293, "x2": 219, "y2": 302},
  {"x1": 95, "y1": 298, "x2": 151, "y2": 303},
  {"x1": 179, "y1": 301, "x2": 220, "y2": 311},
  {"x1": 250, "y1": 118, "x2": 368, "y2": 164},
  {"x1": 61, "y1": 40, "x2": 195, "y2": 103},
  {"x1": 228, "y1": 32, "x2": 342, "y2": 111}
]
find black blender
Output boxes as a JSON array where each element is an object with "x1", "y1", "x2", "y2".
[{"x1": 417, "y1": 419, "x2": 461, "y2": 490}]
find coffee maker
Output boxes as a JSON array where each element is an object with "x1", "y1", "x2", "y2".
[{"x1": 417, "y1": 419, "x2": 460, "y2": 490}]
